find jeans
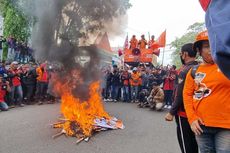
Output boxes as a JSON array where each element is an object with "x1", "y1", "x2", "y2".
[
  {"x1": 7, "y1": 48, "x2": 14, "y2": 61},
  {"x1": 10, "y1": 85, "x2": 23, "y2": 105},
  {"x1": 19, "y1": 54, "x2": 28, "y2": 63},
  {"x1": 0, "y1": 102, "x2": 9, "y2": 111},
  {"x1": 122, "y1": 86, "x2": 130, "y2": 102},
  {"x1": 104, "y1": 84, "x2": 111, "y2": 99},
  {"x1": 196, "y1": 125, "x2": 230, "y2": 153},
  {"x1": 14, "y1": 51, "x2": 20, "y2": 61},
  {"x1": 36, "y1": 82, "x2": 48, "y2": 101},
  {"x1": 131, "y1": 86, "x2": 139, "y2": 101},
  {"x1": 111, "y1": 85, "x2": 119, "y2": 100}
]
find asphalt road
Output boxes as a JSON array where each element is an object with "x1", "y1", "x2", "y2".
[{"x1": 0, "y1": 102, "x2": 180, "y2": 153}]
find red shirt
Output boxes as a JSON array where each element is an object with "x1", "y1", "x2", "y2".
[
  {"x1": 163, "y1": 78, "x2": 174, "y2": 90},
  {"x1": 0, "y1": 86, "x2": 6, "y2": 102},
  {"x1": 9, "y1": 69, "x2": 21, "y2": 86}
]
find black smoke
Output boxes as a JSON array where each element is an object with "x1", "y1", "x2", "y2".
[{"x1": 16, "y1": 0, "x2": 131, "y2": 100}]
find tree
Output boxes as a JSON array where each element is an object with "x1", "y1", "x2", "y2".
[
  {"x1": 170, "y1": 22, "x2": 205, "y2": 68},
  {"x1": 0, "y1": 0, "x2": 31, "y2": 41}
]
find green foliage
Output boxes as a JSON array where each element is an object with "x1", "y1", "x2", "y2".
[
  {"x1": 0, "y1": 0, "x2": 31, "y2": 41},
  {"x1": 170, "y1": 22, "x2": 205, "y2": 68}
]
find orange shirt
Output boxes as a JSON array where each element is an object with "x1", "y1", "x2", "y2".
[
  {"x1": 138, "y1": 39, "x2": 147, "y2": 49},
  {"x1": 130, "y1": 72, "x2": 140, "y2": 86},
  {"x1": 183, "y1": 63, "x2": 230, "y2": 129},
  {"x1": 36, "y1": 67, "x2": 48, "y2": 82},
  {"x1": 148, "y1": 40, "x2": 155, "y2": 48},
  {"x1": 129, "y1": 38, "x2": 138, "y2": 49}
]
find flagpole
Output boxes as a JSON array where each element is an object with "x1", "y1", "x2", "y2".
[
  {"x1": 123, "y1": 33, "x2": 128, "y2": 68},
  {"x1": 162, "y1": 47, "x2": 165, "y2": 66}
]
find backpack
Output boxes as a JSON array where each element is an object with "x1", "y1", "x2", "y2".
[{"x1": 191, "y1": 65, "x2": 199, "y2": 79}]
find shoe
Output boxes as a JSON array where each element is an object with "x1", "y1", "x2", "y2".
[
  {"x1": 164, "y1": 105, "x2": 168, "y2": 109},
  {"x1": 38, "y1": 102, "x2": 43, "y2": 105},
  {"x1": 19, "y1": 104, "x2": 25, "y2": 107},
  {"x1": 9, "y1": 105, "x2": 15, "y2": 109},
  {"x1": 167, "y1": 105, "x2": 172, "y2": 109}
]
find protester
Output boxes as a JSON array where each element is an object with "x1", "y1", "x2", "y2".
[
  {"x1": 129, "y1": 35, "x2": 138, "y2": 50},
  {"x1": 163, "y1": 66, "x2": 177, "y2": 109},
  {"x1": 0, "y1": 74, "x2": 11, "y2": 111},
  {"x1": 36, "y1": 63, "x2": 49, "y2": 105},
  {"x1": 165, "y1": 43, "x2": 198, "y2": 153},
  {"x1": 183, "y1": 31, "x2": 230, "y2": 153},
  {"x1": 8, "y1": 61, "x2": 24, "y2": 107},
  {"x1": 138, "y1": 35, "x2": 147, "y2": 49},
  {"x1": 148, "y1": 35, "x2": 155, "y2": 49},
  {"x1": 130, "y1": 67, "x2": 140, "y2": 103},
  {"x1": 147, "y1": 82, "x2": 164, "y2": 111},
  {"x1": 110, "y1": 65, "x2": 120, "y2": 102},
  {"x1": 0, "y1": 36, "x2": 3, "y2": 62},
  {"x1": 121, "y1": 67, "x2": 131, "y2": 102},
  {"x1": 21, "y1": 64, "x2": 37, "y2": 104}
]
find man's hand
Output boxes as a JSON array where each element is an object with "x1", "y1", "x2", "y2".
[
  {"x1": 6, "y1": 81, "x2": 10, "y2": 85},
  {"x1": 191, "y1": 118, "x2": 204, "y2": 135},
  {"x1": 165, "y1": 113, "x2": 174, "y2": 121}
]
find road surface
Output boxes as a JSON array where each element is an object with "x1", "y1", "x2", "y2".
[{"x1": 0, "y1": 102, "x2": 180, "y2": 153}]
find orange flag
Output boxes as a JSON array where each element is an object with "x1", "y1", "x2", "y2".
[{"x1": 156, "y1": 30, "x2": 166, "y2": 48}]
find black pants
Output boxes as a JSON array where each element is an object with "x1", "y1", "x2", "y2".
[
  {"x1": 25, "y1": 85, "x2": 35, "y2": 103},
  {"x1": 164, "y1": 90, "x2": 173, "y2": 105},
  {"x1": 36, "y1": 82, "x2": 48, "y2": 101},
  {"x1": 175, "y1": 115, "x2": 198, "y2": 153}
]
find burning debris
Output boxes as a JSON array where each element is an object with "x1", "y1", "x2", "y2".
[{"x1": 51, "y1": 73, "x2": 124, "y2": 143}]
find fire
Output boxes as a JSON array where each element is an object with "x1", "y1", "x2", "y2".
[{"x1": 52, "y1": 70, "x2": 124, "y2": 141}]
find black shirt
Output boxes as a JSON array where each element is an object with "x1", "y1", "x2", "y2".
[{"x1": 170, "y1": 61, "x2": 198, "y2": 116}]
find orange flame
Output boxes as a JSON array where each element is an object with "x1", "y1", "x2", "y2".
[{"x1": 53, "y1": 70, "x2": 111, "y2": 137}]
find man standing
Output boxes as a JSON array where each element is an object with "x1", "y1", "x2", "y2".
[
  {"x1": 148, "y1": 35, "x2": 155, "y2": 49},
  {"x1": 0, "y1": 36, "x2": 3, "y2": 62},
  {"x1": 8, "y1": 61, "x2": 24, "y2": 107},
  {"x1": 129, "y1": 35, "x2": 138, "y2": 50},
  {"x1": 138, "y1": 35, "x2": 147, "y2": 49},
  {"x1": 130, "y1": 67, "x2": 140, "y2": 103},
  {"x1": 165, "y1": 43, "x2": 198, "y2": 153}
]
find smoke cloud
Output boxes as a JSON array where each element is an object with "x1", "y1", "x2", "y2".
[{"x1": 16, "y1": 0, "x2": 131, "y2": 100}]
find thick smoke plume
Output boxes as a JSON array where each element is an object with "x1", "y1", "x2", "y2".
[{"x1": 16, "y1": 0, "x2": 131, "y2": 100}]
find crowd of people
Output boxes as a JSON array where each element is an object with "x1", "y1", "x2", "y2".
[
  {"x1": 0, "y1": 35, "x2": 34, "y2": 63},
  {"x1": 0, "y1": 61, "x2": 56, "y2": 111},
  {"x1": 129, "y1": 34, "x2": 156, "y2": 50},
  {"x1": 101, "y1": 63, "x2": 177, "y2": 111},
  {"x1": 102, "y1": 29, "x2": 230, "y2": 153}
]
